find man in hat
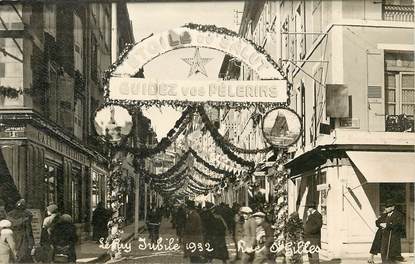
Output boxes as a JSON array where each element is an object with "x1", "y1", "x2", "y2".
[
  {"x1": 239, "y1": 206, "x2": 256, "y2": 264},
  {"x1": 7, "y1": 199, "x2": 34, "y2": 263},
  {"x1": 379, "y1": 199, "x2": 405, "y2": 263},
  {"x1": 252, "y1": 212, "x2": 275, "y2": 264},
  {"x1": 303, "y1": 202, "x2": 322, "y2": 264},
  {"x1": 182, "y1": 200, "x2": 204, "y2": 263}
]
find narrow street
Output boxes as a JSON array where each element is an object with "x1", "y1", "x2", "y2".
[{"x1": 121, "y1": 218, "x2": 237, "y2": 263}]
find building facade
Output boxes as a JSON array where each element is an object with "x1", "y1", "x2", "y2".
[
  {"x1": 223, "y1": 0, "x2": 414, "y2": 259},
  {"x1": 0, "y1": 2, "x2": 133, "y2": 240}
]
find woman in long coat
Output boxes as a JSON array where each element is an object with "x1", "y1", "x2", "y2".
[
  {"x1": 51, "y1": 214, "x2": 78, "y2": 263},
  {"x1": 182, "y1": 201, "x2": 204, "y2": 263},
  {"x1": 204, "y1": 208, "x2": 229, "y2": 263},
  {"x1": 7, "y1": 199, "x2": 34, "y2": 263},
  {"x1": 368, "y1": 212, "x2": 386, "y2": 263},
  {"x1": 92, "y1": 202, "x2": 110, "y2": 242}
]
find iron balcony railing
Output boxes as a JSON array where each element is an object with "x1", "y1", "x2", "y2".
[
  {"x1": 385, "y1": 114, "x2": 414, "y2": 132},
  {"x1": 383, "y1": 4, "x2": 414, "y2": 22}
]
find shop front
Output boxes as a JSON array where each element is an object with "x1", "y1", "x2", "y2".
[
  {"x1": 286, "y1": 147, "x2": 414, "y2": 259},
  {"x1": 0, "y1": 116, "x2": 108, "y2": 241}
]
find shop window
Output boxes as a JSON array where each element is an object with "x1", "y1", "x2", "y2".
[
  {"x1": 72, "y1": 168, "x2": 82, "y2": 223},
  {"x1": 44, "y1": 164, "x2": 57, "y2": 208}
]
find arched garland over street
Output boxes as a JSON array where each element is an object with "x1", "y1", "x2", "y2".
[{"x1": 96, "y1": 23, "x2": 294, "y2": 261}]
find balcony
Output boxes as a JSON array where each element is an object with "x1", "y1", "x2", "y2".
[
  {"x1": 383, "y1": 4, "x2": 414, "y2": 22},
  {"x1": 386, "y1": 114, "x2": 414, "y2": 132}
]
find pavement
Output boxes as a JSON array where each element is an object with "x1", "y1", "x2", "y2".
[
  {"x1": 76, "y1": 220, "x2": 146, "y2": 263},
  {"x1": 75, "y1": 218, "x2": 414, "y2": 264}
]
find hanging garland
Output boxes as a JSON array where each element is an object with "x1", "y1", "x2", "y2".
[
  {"x1": 190, "y1": 148, "x2": 249, "y2": 179},
  {"x1": 111, "y1": 106, "x2": 194, "y2": 159},
  {"x1": 197, "y1": 105, "x2": 273, "y2": 155},
  {"x1": 136, "y1": 151, "x2": 191, "y2": 179},
  {"x1": 197, "y1": 106, "x2": 257, "y2": 166},
  {"x1": 193, "y1": 166, "x2": 222, "y2": 182},
  {"x1": 188, "y1": 173, "x2": 220, "y2": 188}
]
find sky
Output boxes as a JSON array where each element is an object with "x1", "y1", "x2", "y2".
[{"x1": 126, "y1": 1, "x2": 244, "y2": 140}]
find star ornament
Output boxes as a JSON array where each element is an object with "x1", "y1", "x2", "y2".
[{"x1": 181, "y1": 48, "x2": 213, "y2": 78}]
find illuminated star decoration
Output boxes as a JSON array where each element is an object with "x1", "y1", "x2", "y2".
[{"x1": 181, "y1": 48, "x2": 213, "y2": 78}]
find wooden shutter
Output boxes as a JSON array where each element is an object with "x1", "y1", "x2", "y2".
[{"x1": 367, "y1": 49, "x2": 385, "y2": 132}]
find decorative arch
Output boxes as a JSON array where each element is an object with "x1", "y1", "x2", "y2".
[{"x1": 111, "y1": 24, "x2": 286, "y2": 80}]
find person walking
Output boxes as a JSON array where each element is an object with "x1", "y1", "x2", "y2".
[
  {"x1": 92, "y1": 202, "x2": 110, "y2": 242},
  {"x1": 182, "y1": 200, "x2": 204, "y2": 264},
  {"x1": 252, "y1": 212, "x2": 274, "y2": 264},
  {"x1": 7, "y1": 199, "x2": 34, "y2": 263},
  {"x1": 0, "y1": 219, "x2": 16, "y2": 263},
  {"x1": 239, "y1": 206, "x2": 256, "y2": 264},
  {"x1": 303, "y1": 202, "x2": 322, "y2": 264},
  {"x1": 233, "y1": 208, "x2": 245, "y2": 262},
  {"x1": 175, "y1": 205, "x2": 187, "y2": 243},
  {"x1": 379, "y1": 200, "x2": 405, "y2": 263},
  {"x1": 146, "y1": 203, "x2": 162, "y2": 245},
  {"x1": 51, "y1": 214, "x2": 78, "y2": 263},
  {"x1": 39, "y1": 204, "x2": 60, "y2": 263}
]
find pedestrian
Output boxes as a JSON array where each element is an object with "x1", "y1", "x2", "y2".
[
  {"x1": 146, "y1": 203, "x2": 162, "y2": 245},
  {"x1": 379, "y1": 200, "x2": 405, "y2": 263},
  {"x1": 233, "y1": 208, "x2": 245, "y2": 262},
  {"x1": 0, "y1": 219, "x2": 16, "y2": 263},
  {"x1": 38, "y1": 204, "x2": 60, "y2": 263},
  {"x1": 303, "y1": 202, "x2": 322, "y2": 264},
  {"x1": 182, "y1": 200, "x2": 204, "y2": 264},
  {"x1": 175, "y1": 205, "x2": 187, "y2": 243},
  {"x1": 7, "y1": 199, "x2": 35, "y2": 263},
  {"x1": 92, "y1": 202, "x2": 110, "y2": 242},
  {"x1": 252, "y1": 212, "x2": 274, "y2": 264},
  {"x1": 204, "y1": 206, "x2": 229, "y2": 264},
  {"x1": 368, "y1": 208, "x2": 388, "y2": 264},
  {"x1": 51, "y1": 214, "x2": 77, "y2": 263},
  {"x1": 239, "y1": 206, "x2": 256, "y2": 264}
]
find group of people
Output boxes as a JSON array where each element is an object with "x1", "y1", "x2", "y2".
[{"x1": 0, "y1": 199, "x2": 77, "y2": 263}]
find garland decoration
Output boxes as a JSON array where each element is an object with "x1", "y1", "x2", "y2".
[
  {"x1": 188, "y1": 172, "x2": 220, "y2": 188},
  {"x1": 270, "y1": 151, "x2": 290, "y2": 256},
  {"x1": 197, "y1": 105, "x2": 273, "y2": 155},
  {"x1": 105, "y1": 160, "x2": 127, "y2": 260},
  {"x1": 111, "y1": 106, "x2": 194, "y2": 159},
  {"x1": 193, "y1": 166, "x2": 222, "y2": 182}
]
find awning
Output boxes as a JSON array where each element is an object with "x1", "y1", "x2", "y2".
[{"x1": 346, "y1": 151, "x2": 415, "y2": 183}]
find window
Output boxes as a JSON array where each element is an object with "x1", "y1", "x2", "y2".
[
  {"x1": 48, "y1": 67, "x2": 58, "y2": 122},
  {"x1": 0, "y1": 63, "x2": 4, "y2": 77},
  {"x1": 91, "y1": 36, "x2": 98, "y2": 82},
  {"x1": 44, "y1": 4, "x2": 56, "y2": 38},
  {"x1": 44, "y1": 163, "x2": 57, "y2": 208},
  {"x1": 104, "y1": 13, "x2": 110, "y2": 48},
  {"x1": 73, "y1": 13, "x2": 83, "y2": 72},
  {"x1": 385, "y1": 52, "x2": 415, "y2": 131},
  {"x1": 74, "y1": 98, "x2": 83, "y2": 140}
]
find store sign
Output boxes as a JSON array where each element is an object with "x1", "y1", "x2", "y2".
[
  {"x1": 112, "y1": 27, "x2": 284, "y2": 80},
  {"x1": 109, "y1": 77, "x2": 287, "y2": 103}
]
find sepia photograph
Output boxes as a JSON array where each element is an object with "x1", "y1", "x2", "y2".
[{"x1": 0, "y1": 0, "x2": 413, "y2": 263}]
